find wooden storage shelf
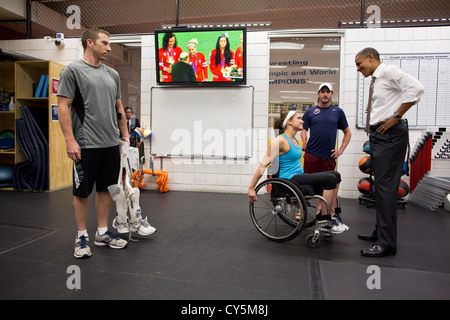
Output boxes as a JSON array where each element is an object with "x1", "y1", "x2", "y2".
[
  {"x1": 15, "y1": 97, "x2": 49, "y2": 101},
  {"x1": 0, "y1": 61, "x2": 15, "y2": 189},
  {"x1": 15, "y1": 61, "x2": 49, "y2": 98},
  {"x1": 0, "y1": 60, "x2": 72, "y2": 191},
  {"x1": 0, "y1": 150, "x2": 15, "y2": 155}
]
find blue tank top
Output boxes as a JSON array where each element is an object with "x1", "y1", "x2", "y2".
[{"x1": 278, "y1": 133, "x2": 304, "y2": 179}]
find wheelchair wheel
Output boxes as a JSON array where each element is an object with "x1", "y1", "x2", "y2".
[
  {"x1": 250, "y1": 178, "x2": 308, "y2": 242},
  {"x1": 306, "y1": 233, "x2": 320, "y2": 248}
]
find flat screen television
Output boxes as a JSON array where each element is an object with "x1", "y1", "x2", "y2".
[{"x1": 154, "y1": 27, "x2": 246, "y2": 85}]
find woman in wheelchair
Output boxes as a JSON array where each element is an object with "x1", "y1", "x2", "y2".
[{"x1": 248, "y1": 110, "x2": 348, "y2": 234}]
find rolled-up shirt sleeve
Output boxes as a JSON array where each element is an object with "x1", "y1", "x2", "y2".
[
  {"x1": 370, "y1": 64, "x2": 425, "y2": 124},
  {"x1": 392, "y1": 68, "x2": 425, "y2": 105}
]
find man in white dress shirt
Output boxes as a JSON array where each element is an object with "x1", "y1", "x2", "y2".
[{"x1": 355, "y1": 47, "x2": 424, "y2": 257}]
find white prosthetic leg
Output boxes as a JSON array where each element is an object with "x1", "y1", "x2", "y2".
[
  {"x1": 108, "y1": 183, "x2": 129, "y2": 234},
  {"x1": 128, "y1": 186, "x2": 156, "y2": 235},
  {"x1": 109, "y1": 141, "x2": 156, "y2": 239}
]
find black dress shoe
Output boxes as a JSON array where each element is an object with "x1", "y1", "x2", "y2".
[
  {"x1": 361, "y1": 244, "x2": 396, "y2": 257},
  {"x1": 357, "y1": 233, "x2": 378, "y2": 242}
]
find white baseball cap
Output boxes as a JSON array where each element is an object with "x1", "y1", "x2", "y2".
[{"x1": 318, "y1": 83, "x2": 333, "y2": 92}]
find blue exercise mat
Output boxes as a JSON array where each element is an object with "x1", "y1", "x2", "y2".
[
  {"x1": 22, "y1": 107, "x2": 49, "y2": 190},
  {"x1": 13, "y1": 106, "x2": 50, "y2": 191},
  {"x1": 14, "y1": 118, "x2": 35, "y2": 190}
]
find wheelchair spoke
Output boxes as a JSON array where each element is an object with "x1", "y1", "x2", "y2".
[
  {"x1": 250, "y1": 179, "x2": 307, "y2": 242},
  {"x1": 262, "y1": 213, "x2": 277, "y2": 233},
  {"x1": 253, "y1": 209, "x2": 273, "y2": 225},
  {"x1": 255, "y1": 194, "x2": 274, "y2": 208}
]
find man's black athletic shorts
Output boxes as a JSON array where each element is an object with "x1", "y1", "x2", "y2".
[{"x1": 73, "y1": 145, "x2": 120, "y2": 198}]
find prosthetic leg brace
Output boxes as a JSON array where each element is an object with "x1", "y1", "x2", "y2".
[{"x1": 108, "y1": 141, "x2": 156, "y2": 240}]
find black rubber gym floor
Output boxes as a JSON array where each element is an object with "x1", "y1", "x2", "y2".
[{"x1": 0, "y1": 188, "x2": 449, "y2": 301}]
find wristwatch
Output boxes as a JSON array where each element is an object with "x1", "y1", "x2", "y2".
[{"x1": 393, "y1": 111, "x2": 402, "y2": 118}]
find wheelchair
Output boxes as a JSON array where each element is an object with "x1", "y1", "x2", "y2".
[{"x1": 249, "y1": 177, "x2": 334, "y2": 248}]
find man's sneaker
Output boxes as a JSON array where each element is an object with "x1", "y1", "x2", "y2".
[
  {"x1": 94, "y1": 230, "x2": 128, "y2": 249},
  {"x1": 74, "y1": 235, "x2": 92, "y2": 258},
  {"x1": 112, "y1": 217, "x2": 130, "y2": 234},
  {"x1": 130, "y1": 217, "x2": 157, "y2": 236}
]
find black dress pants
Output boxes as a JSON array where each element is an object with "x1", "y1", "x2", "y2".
[{"x1": 369, "y1": 120, "x2": 408, "y2": 250}]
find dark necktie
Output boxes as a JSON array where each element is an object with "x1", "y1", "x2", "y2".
[{"x1": 366, "y1": 76, "x2": 376, "y2": 135}]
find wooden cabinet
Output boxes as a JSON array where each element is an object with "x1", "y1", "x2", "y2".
[
  {"x1": 0, "y1": 61, "x2": 15, "y2": 167},
  {"x1": 0, "y1": 60, "x2": 71, "y2": 191}
]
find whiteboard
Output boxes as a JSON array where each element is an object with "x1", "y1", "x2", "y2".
[
  {"x1": 357, "y1": 53, "x2": 450, "y2": 128},
  {"x1": 150, "y1": 86, "x2": 254, "y2": 158}
]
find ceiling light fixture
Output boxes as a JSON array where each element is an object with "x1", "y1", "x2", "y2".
[
  {"x1": 270, "y1": 42, "x2": 305, "y2": 50},
  {"x1": 321, "y1": 44, "x2": 340, "y2": 50}
]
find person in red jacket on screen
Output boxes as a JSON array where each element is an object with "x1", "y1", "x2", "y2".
[
  {"x1": 186, "y1": 39, "x2": 208, "y2": 82},
  {"x1": 209, "y1": 33, "x2": 234, "y2": 82},
  {"x1": 158, "y1": 33, "x2": 182, "y2": 82},
  {"x1": 235, "y1": 33, "x2": 244, "y2": 69}
]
